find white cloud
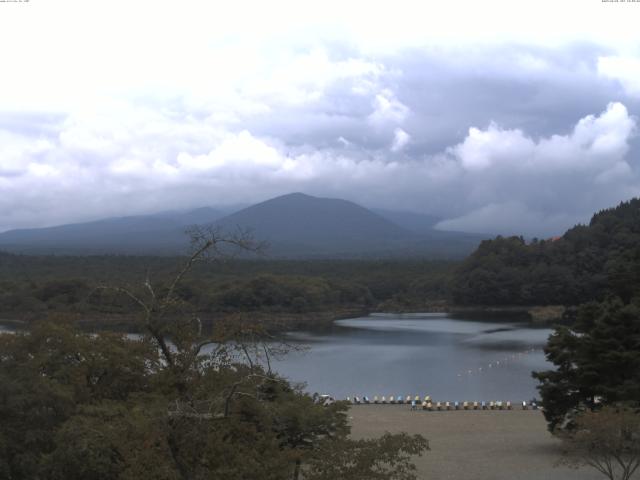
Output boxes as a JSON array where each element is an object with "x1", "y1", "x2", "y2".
[
  {"x1": 1, "y1": 2, "x2": 640, "y2": 238},
  {"x1": 449, "y1": 102, "x2": 636, "y2": 171},
  {"x1": 598, "y1": 56, "x2": 640, "y2": 98},
  {"x1": 1, "y1": 102, "x2": 635, "y2": 237},
  {"x1": 391, "y1": 128, "x2": 411, "y2": 152},
  {"x1": 433, "y1": 102, "x2": 638, "y2": 235},
  {"x1": 451, "y1": 124, "x2": 534, "y2": 171},
  {"x1": 435, "y1": 202, "x2": 578, "y2": 237},
  {"x1": 451, "y1": 102, "x2": 635, "y2": 174},
  {"x1": 368, "y1": 89, "x2": 410, "y2": 126},
  {"x1": 0, "y1": 131, "x2": 54, "y2": 177},
  {"x1": 177, "y1": 131, "x2": 283, "y2": 172}
]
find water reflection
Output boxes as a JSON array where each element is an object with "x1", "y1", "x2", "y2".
[{"x1": 272, "y1": 313, "x2": 552, "y2": 401}]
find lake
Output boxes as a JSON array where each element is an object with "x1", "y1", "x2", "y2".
[
  {"x1": 270, "y1": 313, "x2": 553, "y2": 402},
  {"x1": 0, "y1": 313, "x2": 553, "y2": 403}
]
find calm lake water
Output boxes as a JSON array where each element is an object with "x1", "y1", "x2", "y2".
[
  {"x1": 0, "y1": 313, "x2": 553, "y2": 402},
  {"x1": 270, "y1": 313, "x2": 553, "y2": 402}
]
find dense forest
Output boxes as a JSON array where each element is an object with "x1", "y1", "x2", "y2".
[
  {"x1": 452, "y1": 199, "x2": 640, "y2": 307},
  {"x1": 0, "y1": 254, "x2": 453, "y2": 330}
]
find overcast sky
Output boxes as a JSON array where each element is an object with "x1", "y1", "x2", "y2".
[{"x1": 1, "y1": 0, "x2": 640, "y2": 236}]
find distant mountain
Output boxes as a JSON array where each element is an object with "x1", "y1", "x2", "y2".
[
  {"x1": 215, "y1": 193, "x2": 485, "y2": 258},
  {"x1": 0, "y1": 193, "x2": 487, "y2": 258},
  {"x1": 0, "y1": 207, "x2": 226, "y2": 255},
  {"x1": 215, "y1": 193, "x2": 412, "y2": 257}
]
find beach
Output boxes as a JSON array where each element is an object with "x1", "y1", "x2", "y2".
[{"x1": 349, "y1": 406, "x2": 602, "y2": 480}]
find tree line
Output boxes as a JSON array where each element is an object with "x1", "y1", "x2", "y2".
[
  {"x1": 0, "y1": 254, "x2": 454, "y2": 323},
  {"x1": 452, "y1": 199, "x2": 640, "y2": 306}
]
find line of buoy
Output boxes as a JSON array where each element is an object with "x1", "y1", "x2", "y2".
[
  {"x1": 345, "y1": 396, "x2": 540, "y2": 410},
  {"x1": 456, "y1": 347, "x2": 541, "y2": 379}
]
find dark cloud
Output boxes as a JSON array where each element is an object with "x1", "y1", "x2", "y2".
[{"x1": 0, "y1": 44, "x2": 639, "y2": 237}]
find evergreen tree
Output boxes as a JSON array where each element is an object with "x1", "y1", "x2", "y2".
[{"x1": 533, "y1": 298, "x2": 640, "y2": 431}]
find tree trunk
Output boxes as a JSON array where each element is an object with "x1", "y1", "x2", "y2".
[{"x1": 292, "y1": 458, "x2": 301, "y2": 480}]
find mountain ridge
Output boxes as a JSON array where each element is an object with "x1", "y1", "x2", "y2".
[{"x1": 0, "y1": 193, "x2": 486, "y2": 258}]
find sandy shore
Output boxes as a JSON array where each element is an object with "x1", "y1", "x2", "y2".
[{"x1": 349, "y1": 405, "x2": 602, "y2": 480}]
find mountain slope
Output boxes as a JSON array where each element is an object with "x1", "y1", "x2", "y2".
[
  {"x1": 215, "y1": 193, "x2": 410, "y2": 253},
  {"x1": 0, "y1": 208, "x2": 225, "y2": 254},
  {"x1": 215, "y1": 193, "x2": 485, "y2": 257},
  {"x1": 0, "y1": 193, "x2": 486, "y2": 258}
]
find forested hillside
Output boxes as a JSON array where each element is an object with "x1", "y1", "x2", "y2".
[
  {"x1": 0, "y1": 255, "x2": 453, "y2": 328},
  {"x1": 452, "y1": 199, "x2": 640, "y2": 306}
]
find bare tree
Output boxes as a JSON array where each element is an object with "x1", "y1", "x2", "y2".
[
  {"x1": 100, "y1": 226, "x2": 265, "y2": 379},
  {"x1": 559, "y1": 405, "x2": 640, "y2": 480},
  {"x1": 99, "y1": 226, "x2": 306, "y2": 418}
]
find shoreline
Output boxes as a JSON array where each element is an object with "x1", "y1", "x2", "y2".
[
  {"x1": 374, "y1": 304, "x2": 566, "y2": 324},
  {"x1": 0, "y1": 304, "x2": 565, "y2": 333}
]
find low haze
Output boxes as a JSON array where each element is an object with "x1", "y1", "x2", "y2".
[{"x1": 1, "y1": 0, "x2": 639, "y2": 236}]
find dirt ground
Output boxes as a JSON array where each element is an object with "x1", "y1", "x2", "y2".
[{"x1": 349, "y1": 405, "x2": 603, "y2": 480}]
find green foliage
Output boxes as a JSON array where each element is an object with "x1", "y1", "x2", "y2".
[
  {"x1": 0, "y1": 322, "x2": 156, "y2": 479},
  {"x1": 0, "y1": 320, "x2": 428, "y2": 479},
  {"x1": 452, "y1": 198, "x2": 640, "y2": 306},
  {"x1": 304, "y1": 433, "x2": 429, "y2": 480},
  {"x1": 1, "y1": 234, "x2": 428, "y2": 479},
  {"x1": 533, "y1": 298, "x2": 640, "y2": 431},
  {"x1": 558, "y1": 406, "x2": 640, "y2": 480},
  {"x1": 0, "y1": 255, "x2": 454, "y2": 320},
  {"x1": 208, "y1": 274, "x2": 373, "y2": 312}
]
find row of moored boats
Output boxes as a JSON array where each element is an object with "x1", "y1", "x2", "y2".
[{"x1": 346, "y1": 395, "x2": 540, "y2": 410}]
